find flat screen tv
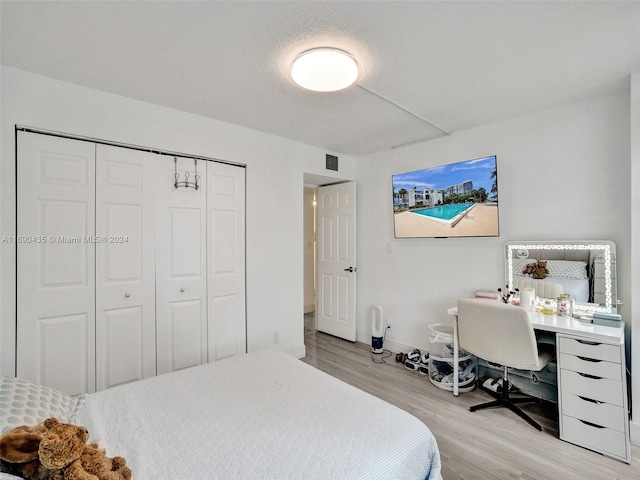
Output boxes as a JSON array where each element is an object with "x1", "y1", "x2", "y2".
[{"x1": 392, "y1": 155, "x2": 499, "y2": 238}]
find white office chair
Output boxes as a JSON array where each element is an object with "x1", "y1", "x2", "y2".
[{"x1": 457, "y1": 298, "x2": 554, "y2": 431}]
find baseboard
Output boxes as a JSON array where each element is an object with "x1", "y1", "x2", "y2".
[
  {"x1": 287, "y1": 343, "x2": 306, "y2": 359},
  {"x1": 630, "y1": 419, "x2": 640, "y2": 445},
  {"x1": 356, "y1": 329, "x2": 428, "y2": 355}
]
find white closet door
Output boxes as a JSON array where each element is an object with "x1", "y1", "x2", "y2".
[
  {"x1": 156, "y1": 157, "x2": 208, "y2": 374},
  {"x1": 17, "y1": 132, "x2": 96, "y2": 395},
  {"x1": 95, "y1": 145, "x2": 157, "y2": 390},
  {"x1": 207, "y1": 162, "x2": 246, "y2": 360}
]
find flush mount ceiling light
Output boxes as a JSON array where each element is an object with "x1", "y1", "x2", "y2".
[{"x1": 289, "y1": 48, "x2": 362, "y2": 92}]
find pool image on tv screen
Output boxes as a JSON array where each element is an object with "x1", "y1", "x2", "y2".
[{"x1": 392, "y1": 155, "x2": 499, "y2": 238}]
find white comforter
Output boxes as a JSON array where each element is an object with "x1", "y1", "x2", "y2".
[{"x1": 70, "y1": 350, "x2": 441, "y2": 480}]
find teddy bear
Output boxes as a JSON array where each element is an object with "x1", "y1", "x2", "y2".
[
  {"x1": 0, "y1": 422, "x2": 47, "y2": 479},
  {"x1": 522, "y1": 260, "x2": 549, "y2": 280},
  {"x1": 0, "y1": 418, "x2": 131, "y2": 480}
]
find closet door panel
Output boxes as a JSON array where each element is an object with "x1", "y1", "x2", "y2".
[
  {"x1": 207, "y1": 162, "x2": 246, "y2": 361},
  {"x1": 156, "y1": 157, "x2": 208, "y2": 374},
  {"x1": 210, "y1": 295, "x2": 238, "y2": 359},
  {"x1": 96, "y1": 145, "x2": 157, "y2": 390},
  {"x1": 17, "y1": 132, "x2": 96, "y2": 395},
  {"x1": 39, "y1": 313, "x2": 90, "y2": 396},
  {"x1": 101, "y1": 307, "x2": 145, "y2": 387},
  {"x1": 169, "y1": 300, "x2": 205, "y2": 371}
]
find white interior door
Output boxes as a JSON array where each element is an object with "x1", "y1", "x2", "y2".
[
  {"x1": 156, "y1": 157, "x2": 208, "y2": 374},
  {"x1": 207, "y1": 162, "x2": 246, "y2": 360},
  {"x1": 17, "y1": 132, "x2": 97, "y2": 395},
  {"x1": 95, "y1": 145, "x2": 157, "y2": 390},
  {"x1": 316, "y1": 182, "x2": 356, "y2": 341}
]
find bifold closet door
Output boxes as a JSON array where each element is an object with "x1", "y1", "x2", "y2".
[
  {"x1": 17, "y1": 132, "x2": 97, "y2": 395},
  {"x1": 156, "y1": 156, "x2": 208, "y2": 374},
  {"x1": 17, "y1": 132, "x2": 247, "y2": 394},
  {"x1": 207, "y1": 161, "x2": 246, "y2": 360},
  {"x1": 95, "y1": 145, "x2": 157, "y2": 390}
]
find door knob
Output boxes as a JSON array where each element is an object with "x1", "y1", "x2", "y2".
[
  {"x1": 180, "y1": 288, "x2": 185, "y2": 293},
  {"x1": 344, "y1": 266, "x2": 355, "y2": 272},
  {"x1": 124, "y1": 293, "x2": 131, "y2": 298}
]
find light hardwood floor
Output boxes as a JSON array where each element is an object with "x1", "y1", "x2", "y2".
[{"x1": 301, "y1": 314, "x2": 639, "y2": 480}]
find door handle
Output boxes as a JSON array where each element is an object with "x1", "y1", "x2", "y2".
[{"x1": 344, "y1": 266, "x2": 356, "y2": 272}]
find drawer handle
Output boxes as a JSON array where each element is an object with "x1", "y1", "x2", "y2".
[
  {"x1": 577, "y1": 356, "x2": 601, "y2": 363},
  {"x1": 578, "y1": 419, "x2": 605, "y2": 429},
  {"x1": 578, "y1": 395, "x2": 603, "y2": 405},
  {"x1": 578, "y1": 372, "x2": 602, "y2": 380},
  {"x1": 576, "y1": 339, "x2": 600, "y2": 346}
]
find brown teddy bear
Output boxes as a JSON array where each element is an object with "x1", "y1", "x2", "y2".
[
  {"x1": 522, "y1": 260, "x2": 549, "y2": 280},
  {"x1": 0, "y1": 422, "x2": 47, "y2": 479},
  {"x1": 0, "y1": 418, "x2": 131, "y2": 480}
]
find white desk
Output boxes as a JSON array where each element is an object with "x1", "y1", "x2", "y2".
[
  {"x1": 446, "y1": 305, "x2": 630, "y2": 463},
  {"x1": 446, "y1": 306, "x2": 624, "y2": 393}
]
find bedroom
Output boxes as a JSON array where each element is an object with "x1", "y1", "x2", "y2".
[{"x1": 1, "y1": 1, "x2": 639, "y2": 479}]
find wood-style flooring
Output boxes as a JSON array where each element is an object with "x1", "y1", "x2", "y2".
[{"x1": 301, "y1": 314, "x2": 639, "y2": 480}]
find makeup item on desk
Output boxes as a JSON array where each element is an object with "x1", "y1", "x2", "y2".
[
  {"x1": 497, "y1": 285, "x2": 517, "y2": 304},
  {"x1": 510, "y1": 289, "x2": 521, "y2": 306},
  {"x1": 592, "y1": 311, "x2": 622, "y2": 327},
  {"x1": 475, "y1": 289, "x2": 501, "y2": 301},
  {"x1": 520, "y1": 287, "x2": 535, "y2": 310},
  {"x1": 556, "y1": 294, "x2": 571, "y2": 317},
  {"x1": 541, "y1": 299, "x2": 556, "y2": 315}
]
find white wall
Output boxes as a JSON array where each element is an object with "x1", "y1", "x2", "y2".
[
  {"x1": 0, "y1": 66, "x2": 355, "y2": 375},
  {"x1": 630, "y1": 71, "x2": 640, "y2": 443},
  {"x1": 354, "y1": 86, "x2": 635, "y2": 426},
  {"x1": 2, "y1": 65, "x2": 637, "y2": 442}
]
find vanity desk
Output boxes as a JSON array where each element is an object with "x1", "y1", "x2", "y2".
[{"x1": 446, "y1": 306, "x2": 630, "y2": 462}]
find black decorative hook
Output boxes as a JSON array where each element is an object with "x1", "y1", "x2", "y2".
[{"x1": 174, "y1": 157, "x2": 199, "y2": 190}]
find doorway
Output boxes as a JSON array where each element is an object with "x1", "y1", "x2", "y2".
[{"x1": 302, "y1": 173, "x2": 356, "y2": 346}]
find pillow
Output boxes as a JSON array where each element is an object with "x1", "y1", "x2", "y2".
[
  {"x1": 546, "y1": 260, "x2": 588, "y2": 280},
  {"x1": 510, "y1": 258, "x2": 588, "y2": 280},
  {"x1": 0, "y1": 376, "x2": 86, "y2": 434}
]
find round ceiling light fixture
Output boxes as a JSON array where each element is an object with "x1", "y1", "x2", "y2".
[{"x1": 289, "y1": 47, "x2": 362, "y2": 92}]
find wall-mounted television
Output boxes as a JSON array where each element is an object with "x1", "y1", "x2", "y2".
[{"x1": 392, "y1": 155, "x2": 499, "y2": 238}]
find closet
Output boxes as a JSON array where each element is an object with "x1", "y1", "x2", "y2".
[{"x1": 16, "y1": 131, "x2": 246, "y2": 395}]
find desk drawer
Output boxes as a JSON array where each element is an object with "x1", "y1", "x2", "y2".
[
  {"x1": 559, "y1": 353, "x2": 622, "y2": 381},
  {"x1": 561, "y1": 415, "x2": 627, "y2": 460},
  {"x1": 558, "y1": 336, "x2": 621, "y2": 363},
  {"x1": 561, "y1": 392, "x2": 625, "y2": 431},
  {"x1": 560, "y1": 369, "x2": 623, "y2": 406}
]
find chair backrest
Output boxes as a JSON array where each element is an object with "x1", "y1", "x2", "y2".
[{"x1": 457, "y1": 298, "x2": 542, "y2": 370}]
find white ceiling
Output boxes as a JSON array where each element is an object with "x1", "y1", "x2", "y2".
[{"x1": 2, "y1": 1, "x2": 639, "y2": 156}]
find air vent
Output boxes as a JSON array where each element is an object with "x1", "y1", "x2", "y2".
[{"x1": 326, "y1": 154, "x2": 338, "y2": 171}]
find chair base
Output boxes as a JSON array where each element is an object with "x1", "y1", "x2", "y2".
[{"x1": 471, "y1": 376, "x2": 543, "y2": 431}]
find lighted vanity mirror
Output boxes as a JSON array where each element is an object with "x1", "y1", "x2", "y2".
[{"x1": 505, "y1": 241, "x2": 617, "y2": 312}]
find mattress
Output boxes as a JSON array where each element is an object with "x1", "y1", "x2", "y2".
[{"x1": 58, "y1": 350, "x2": 442, "y2": 480}]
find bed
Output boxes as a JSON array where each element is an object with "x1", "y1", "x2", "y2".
[
  {"x1": 1, "y1": 350, "x2": 442, "y2": 480},
  {"x1": 510, "y1": 258, "x2": 590, "y2": 302}
]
